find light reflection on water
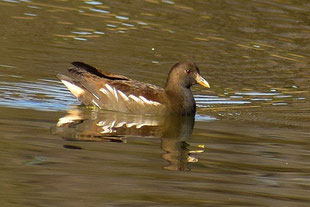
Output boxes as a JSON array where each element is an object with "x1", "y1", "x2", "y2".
[
  {"x1": 0, "y1": 79, "x2": 305, "y2": 115},
  {"x1": 53, "y1": 108, "x2": 204, "y2": 171},
  {"x1": 0, "y1": 80, "x2": 78, "y2": 111}
]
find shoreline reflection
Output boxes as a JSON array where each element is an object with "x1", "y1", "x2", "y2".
[{"x1": 52, "y1": 108, "x2": 205, "y2": 171}]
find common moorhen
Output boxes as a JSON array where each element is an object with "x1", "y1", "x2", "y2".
[{"x1": 57, "y1": 61, "x2": 210, "y2": 115}]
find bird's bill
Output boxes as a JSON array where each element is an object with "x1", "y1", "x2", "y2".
[{"x1": 195, "y1": 74, "x2": 210, "y2": 88}]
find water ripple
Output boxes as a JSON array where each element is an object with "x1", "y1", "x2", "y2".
[
  {"x1": 85, "y1": 1, "x2": 102, "y2": 5},
  {"x1": 0, "y1": 80, "x2": 78, "y2": 111},
  {"x1": 195, "y1": 87, "x2": 306, "y2": 110},
  {"x1": 89, "y1": 8, "x2": 110, "y2": 14}
]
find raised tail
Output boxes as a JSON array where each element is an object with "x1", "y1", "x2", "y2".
[{"x1": 57, "y1": 73, "x2": 94, "y2": 105}]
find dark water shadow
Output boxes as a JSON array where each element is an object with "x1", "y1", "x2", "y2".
[{"x1": 52, "y1": 108, "x2": 202, "y2": 171}]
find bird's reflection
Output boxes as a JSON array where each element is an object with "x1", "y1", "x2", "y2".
[{"x1": 53, "y1": 108, "x2": 205, "y2": 171}]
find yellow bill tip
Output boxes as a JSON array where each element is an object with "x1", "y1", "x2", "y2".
[{"x1": 196, "y1": 74, "x2": 210, "y2": 88}]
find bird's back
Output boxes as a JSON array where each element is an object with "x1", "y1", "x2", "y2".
[{"x1": 57, "y1": 62, "x2": 168, "y2": 114}]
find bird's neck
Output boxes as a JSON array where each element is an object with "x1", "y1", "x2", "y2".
[{"x1": 165, "y1": 85, "x2": 196, "y2": 115}]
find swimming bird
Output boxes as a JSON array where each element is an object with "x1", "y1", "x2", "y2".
[{"x1": 57, "y1": 61, "x2": 210, "y2": 115}]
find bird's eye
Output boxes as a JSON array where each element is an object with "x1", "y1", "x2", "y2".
[{"x1": 186, "y1": 69, "x2": 191, "y2": 74}]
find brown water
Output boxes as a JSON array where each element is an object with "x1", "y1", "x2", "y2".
[{"x1": 0, "y1": 0, "x2": 310, "y2": 206}]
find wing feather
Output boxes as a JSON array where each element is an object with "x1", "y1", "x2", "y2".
[{"x1": 58, "y1": 62, "x2": 167, "y2": 114}]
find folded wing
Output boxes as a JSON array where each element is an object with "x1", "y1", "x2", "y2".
[{"x1": 57, "y1": 62, "x2": 167, "y2": 114}]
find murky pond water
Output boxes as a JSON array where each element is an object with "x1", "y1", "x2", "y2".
[{"x1": 1, "y1": 0, "x2": 309, "y2": 206}]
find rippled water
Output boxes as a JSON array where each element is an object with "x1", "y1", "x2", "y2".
[{"x1": 0, "y1": 0, "x2": 309, "y2": 206}]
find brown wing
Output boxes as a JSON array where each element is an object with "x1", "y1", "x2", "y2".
[
  {"x1": 59, "y1": 62, "x2": 167, "y2": 114},
  {"x1": 78, "y1": 77, "x2": 167, "y2": 114},
  {"x1": 102, "y1": 79, "x2": 167, "y2": 114}
]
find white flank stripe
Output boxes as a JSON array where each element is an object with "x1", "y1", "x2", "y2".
[
  {"x1": 100, "y1": 88, "x2": 108, "y2": 95},
  {"x1": 153, "y1": 101, "x2": 161, "y2": 106},
  {"x1": 105, "y1": 84, "x2": 114, "y2": 94},
  {"x1": 118, "y1": 90, "x2": 129, "y2": 101},
  {"x1": 61, "y1": 80, "x2": 85, "y2": 97},
  {"x1": 113, "y1": 87, "x2": 118, "y2": 102},
  {"x1": 139, "y1": 95, "x2": 161, "y2": 106},
  {"x1": 92, "y1": 99, "x2": 101, "y2": 108},
  {"x1": 129, "y1": 95, "x2": 144, "y2": 105},
  {"x1": 93, "y1": 94, "x2": 99, "y2": 99},
  {"x1": 139, "y1": 96, "x2": 149, "y2": 104}
]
